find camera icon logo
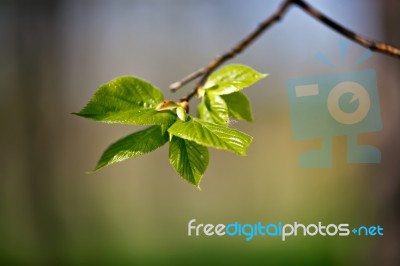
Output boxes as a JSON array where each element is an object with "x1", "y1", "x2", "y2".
[
  {"x1": 287, "y1": 69, "x2": 382, "y2": 168},
  {"x1": 327, "y1": 80, "x2": 370, "y2": 125}
]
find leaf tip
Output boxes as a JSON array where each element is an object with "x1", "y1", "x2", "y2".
[
  {"x1": 85, "y1": 169, "x2": 96, "y2": 174},
  {"x1": 261, "y1": 73, "x2": 269, "y2": 79},
  {"x1": 72, "y1": 111, "x2": 91, "y2": 119},
  {"x1": 239, "y1": 151, "x2": 247, "y2": 156},
  {"x1": 71, "y1": 111, "x2": 82, "y2": 116}
]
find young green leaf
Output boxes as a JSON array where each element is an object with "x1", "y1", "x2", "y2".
[
  {"x1": 169, "y1": 136, "x2": 209, "y2": 188},
  {"x1": 198, "y1": 93, "x2": 229, "y2": 126},
  {"x1": 74, "y1": 76, "x2": 176, "y2": 126},
  {"x1": 155, "y1": 100, "x2": 180, "y2": 111},
  {"x1": 93, "y1": 125, "x2": 168, "y2": 171},
  {"x1": 176, "y1": 106, "x2": 188, "y2": 121},
  {"x1": 204, "y1": 64, "x2": 267, "y2": 95},
  {"x1": 168, "y1": 117, "x2": 252, "y2": 155},
  {"x1": 198, "y1": 101, "x2": 212, "y2": 123},
  {"x1": 221, "y1": 91, "x2": 253, "y2": 121}
]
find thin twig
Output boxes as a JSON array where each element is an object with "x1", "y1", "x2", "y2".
[
  {"x1": 170, "y1": 67, "x2": 206, "y2": 92},
  {"x1": 177, "y1": 0, "x2": 293, "y2": 102},
  {"x1": 293, "y1": 0, "x2": 400, "y2": 58},
  {"x1": 173, "y1": 0, "x2": 400, "y2": 102}
]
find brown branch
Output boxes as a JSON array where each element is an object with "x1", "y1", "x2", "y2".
[
  {"x1": 176, "y1": 0, "x2": 293, "y2": 102},
  {"x1": 292, "y1": 0, "x2": 400, "y2": 58},
  {"x1": 170, "y1": 67, "x2": 206, "y2": 92},
  {"x1": 173, "y1": 0, "x2": 400, "y2": 102}
]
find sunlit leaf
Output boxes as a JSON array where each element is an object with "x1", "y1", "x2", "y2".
[
  {"x1": 204, "y1": 64, "x2": 267, "y2": 95},
  {"x1": 198, "y1": 101, "x2": 212, "y2": 123},
  {"x1": 168, "y1": 118, "x2": 252, "y2": 155},
  {"x1": 74, "y1": 76, "x2": 176, "y2": 126},
  {"x1": 93, "y1": 125, "x2": 168, "y2": 171},
  {"x1": 198, "y1": 93, "x2": 229, "y2": 126},
  {"x1": 221, "y1": 91, "x2": 253, "y2": 121}
]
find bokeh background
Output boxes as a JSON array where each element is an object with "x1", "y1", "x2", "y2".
[{"x1": 1, "y1": 0, "x2": 399, "y2": 265}]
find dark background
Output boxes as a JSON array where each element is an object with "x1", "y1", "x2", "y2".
[{"x1": 0, "y1": 0, "x2": 399, "y2": 265}]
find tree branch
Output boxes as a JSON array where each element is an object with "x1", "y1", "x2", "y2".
[
  {"x1": 171, "y1": 0, "x2": 400, "y2": 103},
  {"x1": 293, "y1": 0, "x2": 400, "y2": 58}
]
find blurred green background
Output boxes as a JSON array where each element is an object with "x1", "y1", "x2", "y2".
[{"x1": 1, "y1": 0, "x2": 399, "y2": 265}]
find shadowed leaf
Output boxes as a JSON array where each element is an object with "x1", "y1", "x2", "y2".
[{"x1": 169, "y1": 137, "x2": 209, "y2": 188}]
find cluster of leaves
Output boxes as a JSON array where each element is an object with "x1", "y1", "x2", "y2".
[{"x1": 74, "y1": 64, "x2": 267, "y2": 189}]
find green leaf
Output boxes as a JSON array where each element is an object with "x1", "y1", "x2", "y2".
[
  {"x1": 155, "y1": 100, "x2": 180, "y2": 111},
  {"x1": 74, "y1": 76, "x2": 176, "y2": 126},
  {"x1": 198, "y1": 101, "x2": 212, "y2": 123},
  {"x1": 204, "y1": 64, "x2": 267, "y2": 95},
  {"x1": 168, "y1": 118, "x2": 252, "y2": 155},
  {"x1": 221, "y1": 91, "x2": 253, "y2": 121},
  {"x1": 198, "y1": 93, "x2": 229, "y2": 126},
  {"x1": 176, "y1": 106, "x2": 188, "y2": 121},
  {"x1": 169, "y1": 137, "x2": 209, "y2": 188},
  {"x1": 93, "y1": 125, "x2": 168, "y2": 171}
]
